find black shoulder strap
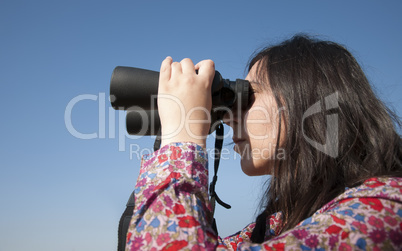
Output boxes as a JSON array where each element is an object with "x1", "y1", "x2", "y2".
[
  {"x1": 209, "y1": 122, "x2": 231, "y2": 235},
  {"x1": 117, "y1": 192, "x2": 135, "y2": 251}
]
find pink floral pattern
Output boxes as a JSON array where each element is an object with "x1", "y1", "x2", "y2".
[{"x1": 126, "y1": 142, "x2": 402, "y2": 250}]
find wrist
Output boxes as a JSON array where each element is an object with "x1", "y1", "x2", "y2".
[
  {"x1": 161, "y1": 135, "x2": 207, "y2": 149},
  {"x1": 161, "y1": 125, "x2": 209, "y2": 149}
]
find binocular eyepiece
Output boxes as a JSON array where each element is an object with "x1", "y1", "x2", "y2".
[{"x1": 110, "y1": 66, "x2": 250, "y2": 135}]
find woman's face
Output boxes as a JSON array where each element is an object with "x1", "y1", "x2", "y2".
[{"x1": 224, "y1": 62, "x2": 286, "y2": 176}]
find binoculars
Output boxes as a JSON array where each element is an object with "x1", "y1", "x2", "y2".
[{"x1": 110, "y1": 66, "x2": 250, "y2": 135}]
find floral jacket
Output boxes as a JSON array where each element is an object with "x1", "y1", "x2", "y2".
[{"x1": 126, "y1": 142, "x2": 402, "y2": 250}]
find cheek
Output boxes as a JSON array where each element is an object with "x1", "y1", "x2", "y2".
[
  {"x1": 240, "y1": 105, "x2": 282, "y2": 176},
  {"x1": 245, "y1": 106, "x2": 278, "y2": 140},
  {"x1": 237, "y1": 135, "x2": 278, "y2": 176}
]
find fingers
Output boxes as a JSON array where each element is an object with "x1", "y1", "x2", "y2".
[
  {"x1": 180, "y1": 58, "x2": 195, "y2": 75},
  {"x1": 159, "y1": 56, "x2": 173, "y2": 83},
  {"x1": 172, "y1": 58, "x2": 195, "y2": 78},
  {"x1": 195, "y1": 60, "x2": 215, "y2": 83},
  {"x1": 160, "y1": 57, "x2": 215, "y2": 85}
]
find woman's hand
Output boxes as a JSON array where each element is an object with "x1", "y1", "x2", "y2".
[{"x1": 158, "y1": 57, "x2": 215, "y2": 148}]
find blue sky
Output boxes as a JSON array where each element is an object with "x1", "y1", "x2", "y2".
[{"x1": 1, "y1": 1, "x2": 401, "y2": 250}]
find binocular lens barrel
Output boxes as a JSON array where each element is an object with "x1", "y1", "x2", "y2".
[
  {"x1": 110, "y1": 67, "x2": 160, "y2": 110},
  {"x1": 110, "y1": 66, "x2": 249, "y2": 135},
  {"x1": 126, "y1": 110, "x2": 161, "y2": 136}
]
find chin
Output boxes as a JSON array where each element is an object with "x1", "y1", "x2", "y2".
[
  {"x1": 240, "y1": 161, "x2": 266, "y2": 176},
  {"x1": 240, "y1": 158, "x2": 273, "y2": 176}
]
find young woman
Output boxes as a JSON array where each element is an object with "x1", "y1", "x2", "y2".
[{"x1": 125, "y1": 35, "x2": 402, "y2": 250}]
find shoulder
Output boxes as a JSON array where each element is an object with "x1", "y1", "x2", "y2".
[
  {"x1": 285, "y1": 176, "x2": 402, "y2": 249},
  {"x1": 321, "y1": 176, "x2": 402, "y2": 213},
  {"x1": 255, "y1": 177, "x2": 402, "y2": 250}
]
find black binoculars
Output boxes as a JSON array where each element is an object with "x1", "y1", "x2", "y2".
[{"x1": 110, "y1": 66, "x2": 250, "y2": 135}]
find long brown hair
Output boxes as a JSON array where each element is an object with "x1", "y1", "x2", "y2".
[{"x1": 249, "y1": 35, "x2": 402, "y2": 243}]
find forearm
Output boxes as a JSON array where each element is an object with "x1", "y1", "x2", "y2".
[{"x1": 126, "y1": 142, "x2": 217, "y2": 250}]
